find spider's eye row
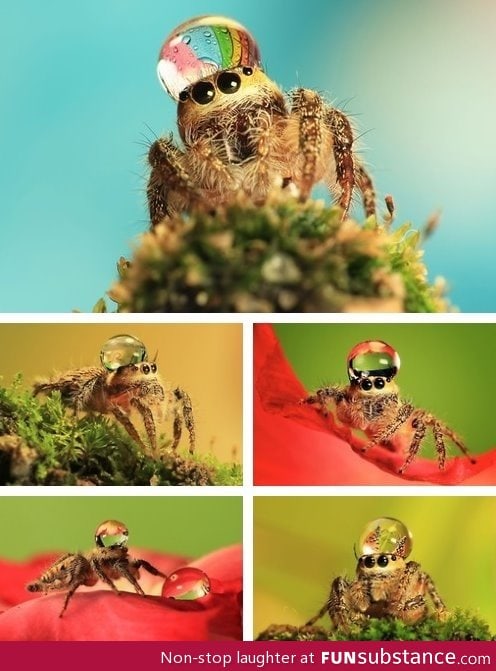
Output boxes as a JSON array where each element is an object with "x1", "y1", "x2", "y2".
[
  {"x1": 142, "y1": 363, "x2": 150, "y2": 374},
  {"x1": 191, "y1": 80, "x2": 216, "y2": 105},
  {"x1": 377, "y1": 555, "x2": 389, "y2": 567},
  {"x1": 374, "y1": 377, "x2": 386, "y2": 389},
  {"x1": 363, "y1": 556, "x2": 375, "y2": 568},
  {"x1": 360, "y1": 379, "x2": 373, "y2": 391},
  {"x1": 150, "y1": 363, "x2": 157, "y2": 373},
  {"x1": 217, "y1": 71, "x2": 241, "y2": 94}
]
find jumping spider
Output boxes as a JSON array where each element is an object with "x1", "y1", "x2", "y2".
[
  {"x1": 26, "y1": 520, "x2": 166, "y2": 618},
  {"x1": 305, "y1": 518, "x2": 447, "y2": 632},
  {"x1": 33, "y1": 334, "x2": 195, "y2": 457},
  {"x1": 147, "y1": 15, "x2": 376, "y2": 226},
  {"x1": 304, "y1": 340, "x2": 475, "y2": 473}
]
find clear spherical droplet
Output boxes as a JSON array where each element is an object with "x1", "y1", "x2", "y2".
[
  {"x1": 347, "y1": 340, "x2": 400, "y2": 382},
  {"x1": 100, "y1": 334, "x2": 147, "y2": 371},
  {"x1": 356, "y1": 517, "x2": 412, "y2": 558},
  {"x1": 157, "y1": 15, "x2": 261, "y2": 101},
  {"x1": 162, "y1": 567, "x2": 211, "y2": 600},
  {"x1": 95, "y1": 519, "x2": 129, "y2": 548}
]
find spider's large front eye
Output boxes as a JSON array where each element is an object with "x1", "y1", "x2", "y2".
[
  {"x1": 363, "y1": 556, "x2": 375, "y2": 568},
  {"x1": 191, "y1": 81, "x2": 215, "y2": 104},
  {"x1": 142, "y1": 363, "x2": 151, "y2": 374},
  {"x1": 150, "y1": 363, "x2": 157, "y2": 373},
  {"x1": 374, "y1": 378, "x2": 385, "y2": 390},
  {"x1": 377, "y1": 555, "x2": 389, "y2": 567},
  {"x1": 360, "y1": 379, "x2": 373, "y2": 391},
  {"x1": 217, "y1": 71, "x2": 241, "y2": 94}
]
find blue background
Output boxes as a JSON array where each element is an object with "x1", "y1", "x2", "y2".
[{"x1": 1, "y1": 0, "x2": 495, "y2": 312}]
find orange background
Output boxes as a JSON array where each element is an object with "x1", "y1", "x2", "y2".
[{"x1": 0, "y1": 323, "x2": 242, "y2": 463}]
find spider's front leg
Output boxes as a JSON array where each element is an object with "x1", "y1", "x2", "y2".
[
  {"x1": 131, "y1": 397, "x2": 158, "y2": 457},
  {"x1": 147, "y1": 135, "x2": 202, "y2": 227},
  {"x1": 110, "y1": 404, "x2": 150, "y2": 454},
  {"x1": 172, "y1": 387, "x2": 195, "y2": 454},
  {"x1": 328, "y1": 576, "x2": 365, "y2": 631},
  {"x1": 362, "y1": 402, "x2": 415, "y2": 456},
  {"x1": 132, "y1": 558, "x2": 167, "y2": 579},
  {"x1": 302, "y1": 386, "x2": 345, "y2": 417},
  {"x1": 434, "y1": 419, "x2": 476, "y2": 466},
  {"x1": 325, "y1": 107, "x2": 376, "y2": 219},
  {"x1": 291, "y1": 88, "x2": 324, "y2": 201},
  {"x1": 390, "y1": 562, "x2": 447, "y2": 624}
]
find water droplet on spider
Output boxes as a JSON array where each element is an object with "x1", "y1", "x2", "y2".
[
  {"x1": 356, "y1": 517, "x2": 413, "y2": 559},
  {"x1": 347, "y1": 340, "x2": 400, "y2": 383},
  {"x1": 162, "y1": 568, "x2": 211, "y2": 600},
  {"x1": 95, "y1": 519, "x2": 129, "y2": 548},
  {"x1": 182, "y1": 35, "x2": 191, "y2": 44},
  {"x1": 100, "y1": 334, "x2": 147, "y2": 371},
  {"x1": 203, "y1": 30, "x2": 212, "y2": 37}
]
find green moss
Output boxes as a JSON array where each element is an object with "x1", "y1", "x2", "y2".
[
  {"x1": 256, "y1": 610, "x2": 493, "y2": 641},
  {"x1": 103, "y1": 196, "x2": 450, "y2": 313},
  {"x1": 0, "y1": 376, "x2": 241, "y2": 486}
]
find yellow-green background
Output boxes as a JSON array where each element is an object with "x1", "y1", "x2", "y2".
[
  {"x1": 0, "y1": 496, "x2": 242, "y2": 560},
  {"x1": 274, "y1": 324, "x2": 495, "y2": 456},
  {"x1": 0, "y1": 323, "x2": 242, "y2": 463},
  {"x1": 254, "y1": 496, "x2": 496, "y2": 633}
]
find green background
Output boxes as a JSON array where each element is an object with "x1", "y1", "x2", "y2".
[
  {"x1": 274, "y1": 323, "x2": 495, "y2": 456},
  {"x1": 0, "y1": 496, "x2": 242, "y2": 560},
  {"x1": 254, "y1": 496, "x2": 496, "y2": 633}
]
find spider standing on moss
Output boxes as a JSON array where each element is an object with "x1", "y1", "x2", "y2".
[
  {"x1": 33, "y1": 335, "x2": 195, "y2": 457},
  {"x1": 147, "y1": 15, "x2": 376, "y2": 226},
  {"x1": 26, "y1": 520, "x2": 166, "y2": 618},
  {"x1": 305, "y1": 518, "x2": 447, "y2": 633},
  {"x1": 304, "y1": 340, "x2": 475, "y2": 473}
]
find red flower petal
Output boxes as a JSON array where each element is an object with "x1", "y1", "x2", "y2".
[
  {"x1": 0, "y1": 546, "x2": 242, "y2": 641},
  {"x1": 254, "y1": 324, "x2": 496, "y2": 485},
  {"x1": 0, "y1": 591, "x2": 215, "y2": 641}
]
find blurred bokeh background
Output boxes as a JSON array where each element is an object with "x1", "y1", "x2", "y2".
[
  {"x1": 254, "y1": 496, "x2": 496, "y2": 634},
  {"x1": 0, "y1": 496, "x2": 241, "y2": 559},
  {"x1": 1, "y1": 0, "x2": 495, "y2": 311},
  {"x1": 0, "y1": 323, "x2": 242, "y2": 462},
  {"x1": 274, "y1": 323, "x2": 495, "y2": 457}
]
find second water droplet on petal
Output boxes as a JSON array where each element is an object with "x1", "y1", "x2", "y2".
[{"x1": 162, "y1": 567, "x2": 211, "y2": 600}]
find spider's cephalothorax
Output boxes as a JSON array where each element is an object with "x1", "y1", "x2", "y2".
[
  {"x1": 305, "y1": 518, "x2": 447, "y2": 632},
  {"x1": 33, "y1": 334, "x2": 195, "y2": 456},
  {"x1": 26, "y1": 520, "x2": 166, "y2": 617},
  {"x1": 304, "y1": 340, "x2": 474, "y2": 473},
  {"x1": 147, "y1": 15, "x2": 376, "y2": 227}
]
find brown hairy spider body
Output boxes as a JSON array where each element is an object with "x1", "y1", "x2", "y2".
[
  {"x1": 27, "y1": 545, "x2": 165, "y2": 617},
  {"x1": 147, "y1": 67, "x2": 375, "y2": 226},
  {"x1": 306, "y1": 554, "x2": 447, "y2": 632},
  {"x1": 33, "y1": 362, "x2": 195, "y2": 456},
  {"x1": 306, "y1": 383, "x2": 474, "y2": 474}
]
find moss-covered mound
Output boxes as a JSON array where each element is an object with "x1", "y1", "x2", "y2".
[
  {"x1": 256, "y1": 610, "x2": 493, "y2": 641},
  {"x1": 104, "y1": 196, "x2": 449, "y2": 313},
  {"x1": 0, "y1": 377, "x2": 242, "y2": 486}
]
